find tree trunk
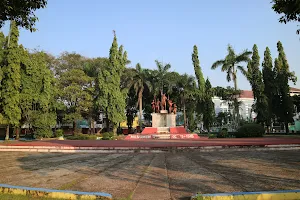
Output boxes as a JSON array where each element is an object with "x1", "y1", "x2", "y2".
[
  {"x1": 113, "y1": 126, "x2": 117, "y2": 136},
  {"x1": 5, "y1": 125, "x2": 9, "y2": 140},
  {"x1": 183, "y1": 102, "x2": 187, "y2": 128},
  {"x1": 138, "y1": 90, "x2": 143, "y2": 127},
  {"x1": 233, "y1": 69, "x2": 238, "y2": 91},
  {"x1": 16, "y1": 127, "x2": 20, "y2": 140},
  {"x1": 105, "y1": 111, "x2": 110, "y2": 132},
  {"x1": 285, "y1": 122, "x2": 289, "y2": 133},
  {"x1": 73, "y1": 121, "x2": 76, "y2": 135}
]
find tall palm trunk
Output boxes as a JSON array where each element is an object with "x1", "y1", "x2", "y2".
[
  {"x1": 232, "y1": 68, "x2": 240, "y2": 127},
  {"x1": 5, "y1": 125, "x2": 9, "y2": 140},
  {"x1": 183, "y1": 93, "x2": 187, "y2": 128},
  {"x1": 138, "y1": 89, "x2": 143, "y2": 127}
]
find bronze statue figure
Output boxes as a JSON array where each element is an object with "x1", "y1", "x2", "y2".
[
  {"x1": 151, "y1": 99, "x2": 156, "y2": 113},
  {"x1": 173, "y1": 104, "x2": 177, "y2": 114},
  {"x1": 161, "y1": 91, "x2": 168, "y2": 110},
  {"x1": 156, "y1": 99, "x2": 161, "y2": 113},
  {"x1": 168, "y1": 99, "x2": 173, "y2": 113}
]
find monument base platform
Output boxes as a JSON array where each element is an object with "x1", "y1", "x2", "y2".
[
  {"x1": 125, "y1": 133, "x2": 200, "y2": 140},
  {"x1": 141, "y1": 126, "x2": 189, "y2": 134},
  {"x1": 125, "y1": 126, "x2": 200, "y2": 140}
]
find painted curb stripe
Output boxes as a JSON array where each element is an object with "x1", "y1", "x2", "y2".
[
  {"x1": 191, "y1": 190, "x2": 300, "y2": 200},
  {"x1": 0, "y1": 184, "x2": 112, "y2": 199}
]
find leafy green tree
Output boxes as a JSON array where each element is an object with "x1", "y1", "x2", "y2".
[
  {"x1": 246, "y1": 44, "x2": 268, "y2": 125},
  {"x1": 262, "y1": 47, "x2": 276, "y2": 130},
  {"x1": 203, "y1": 79, "x2": 215, "y2": 132},
  {"x1": 19, "y1": 49, "x2": 56, "y2": 139},
  {"x1": 58, "y1": 68, "x2": 93, "y2": 132},
  {"x1": 0, "y1": 0, "x2": 47, "y2": 31},
  {"x1": 292, "y1": 95, "x2": 300, "y2": 117},
  {"x1": 0, "y1": 32, "x2": 5, "y2": 123},
  {"x1": 192, "y1": 45, "x2": 205, "y2": 96},
  {"x1": 1, "y1": 21, "x2": 21, "y2": 140},
  {"x1": 95, "y1": 32, "x2": 128, "y2": 133},
  {"x1": 274, "y1": 41, "x2": 297, "y2": 133},
  {"x1": 216, "y1": 112, "x2": 232, "y2": 126},
  {"x1": 272, "y1": 0, "x2": 300, "y2": 35}
]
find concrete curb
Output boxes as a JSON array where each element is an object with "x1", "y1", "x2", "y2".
[
  {"x1": 0, "y1": 184, "x2": 112, "y2": 199},
  {"x1": 0, "y1": 144, "x2": 299, "y2": 153},
  {"x1": 191, "y1": 190, "x2": 300, "y2": 200}
]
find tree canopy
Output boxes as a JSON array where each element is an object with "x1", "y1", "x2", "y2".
[
  {"x1": 0, "y1": 0, "x2": 47, "y2": 31},
  {"x1": 272, "y1": 0, "x2": 300, "y2": 34}
]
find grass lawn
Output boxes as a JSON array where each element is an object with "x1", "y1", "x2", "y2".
[{"x1": 0, "y1": 194, "x2": 64, "y2": 200}]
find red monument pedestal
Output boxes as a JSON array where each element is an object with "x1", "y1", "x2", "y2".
[{"x1": 125, "y1": 126, "x2": 200, "y2": 140}]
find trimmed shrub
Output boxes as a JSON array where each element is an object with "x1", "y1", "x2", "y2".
[
  {"x1": 66, "y1": 134, "x2": 97, "y2": 140},
  {"x1": 217, "y1": 128, "x2": 228, "y2": 138},
  {"x1": 236, "y1": 123, "x2": 264, "y2": 138},
  {"x1": 102, "y1": 132, "x2": 115, "y2": 140},
  {"x1": 55, "y1": 129, "x2": 64, "y2": 137},
  {"x1": 34, "y1": 128, "x2": 53, "y2": 139},
  {"x1": 208, "y1": 133, "x2": 217, "y2": 138}
]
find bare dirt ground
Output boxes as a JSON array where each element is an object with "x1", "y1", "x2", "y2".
[{"x1": 0, "y1": 150, "x2": 299, "y2": 200}]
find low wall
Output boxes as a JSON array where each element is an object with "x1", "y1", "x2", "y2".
[
  {"x1": 0, "y1": 184, "x2": 112, "y2": 200},
  {"x1": 191, "y1": 190, "x2": 300, "y2": 200}
]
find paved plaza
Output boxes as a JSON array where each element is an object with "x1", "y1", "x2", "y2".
[{"x1": 0, "y1": 149, "x2": 299, "y2": 200}]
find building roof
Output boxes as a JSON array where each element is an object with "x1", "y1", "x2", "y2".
[
  {"x1": 239, "y1": 90, "x2": 253, "y2": 99},
  {"x1": 239, "y1": 87, "x2": 300, "y2": 99},
  {"x1": 290, "y1": 87, "x2": 300, "y2": 92}
]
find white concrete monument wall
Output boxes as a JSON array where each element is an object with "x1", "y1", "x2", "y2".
[{"x1": 152, "y1": 111, "x2": 176, "y2": 128}]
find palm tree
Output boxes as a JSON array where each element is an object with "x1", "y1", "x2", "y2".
[
  {"x1": 155, "y1": 60, "x2": 171, "y2": 93},
  {"x1": 211, "y1": 45, "x2": 252, "y2": 91},
  {"x1": 125, "y1": 63, "x2": 151, "y2": 126},
  {"x1": 212, "y1": 45, "x2": 251, "y2": 126},
  {"x1": 177, "y1": 74, "x2": 197, "y2": 127}
]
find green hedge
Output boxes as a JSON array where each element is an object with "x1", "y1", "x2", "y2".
[
  {"x1": 236, "y1": 123, "x2": 264, "y2": 138},
  {"x1": 102, "y1": 132, "x2": 115, "y2": 140},
  {"x1": 55, "y1": 129, "x2": 64, "y2": 137},
  {"x1": 66, "y1": 134, "x2": 97, "y2": 140}
]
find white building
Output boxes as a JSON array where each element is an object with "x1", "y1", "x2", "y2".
[
  {"x1": 212, "y1": 87, "x2": 300, "y2": 120},
  {"x1": 212, "y1": 90, "x2": 255, "y2": 120}
]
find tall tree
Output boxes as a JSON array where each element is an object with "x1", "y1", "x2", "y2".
[
  {"x1": 96, "y1": 31, "x2": 128, "y2": 133},
  {"x1": 192, "y1": 45, "x2": 205, "y2": 96},
  {"x1": 155, "y1": 60, "x2": 171, "y2": 93},
  {"x1": 124, "y1": 63, "x2": 151, "y2": 126},
  {"x1": 19, "y1": 49, "x2": 56, "y2": 139},
  {"x1": 246, "y1": 44, "x2": 268, "y2": 125},
  {"x1": 272, "y1": 0, "x2": 300, "y2": 35},
  {"x1": 274, "y1": 41, "x2": 296, "y2": 133},
  {"x1": 0, "y1": 32, "x2": 6, "y2": 125},
  {"x1": 1, "y1": 21, "x2": 21, "y2": 140},
  {"x1": 211, "y1": 45, "x2": 251, "y2": 91},
  {"x1": 211, "y1": 45, "x2": 251, "y2": 125},
  {"x1": 203, "y1": 79, "x2": 215, "y2": 132},
  {"x1": 0, "y1": 0, "x2": 47, "y2": 31},
  {"x1": 176, "y1": 74, "x2": 197, "y2": 128},
  {"x1": 262, "y1": 47, "x2": 276, "y2": 130},
  {"x1": 58, "y1": 68, "x2": 93, "y2": 133}
]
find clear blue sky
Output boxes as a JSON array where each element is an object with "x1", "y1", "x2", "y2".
[{"x1": 2, "y1": 0, "x2": 300, "y2": 89}]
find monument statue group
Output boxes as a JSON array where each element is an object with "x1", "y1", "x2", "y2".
[{"x1": 151, "y1": 91, "x2": 177, "y2": 114}]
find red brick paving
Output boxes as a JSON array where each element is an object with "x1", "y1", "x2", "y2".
[{"x1": 1, "y1": 137, "x2": 300, "y2": 147}]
